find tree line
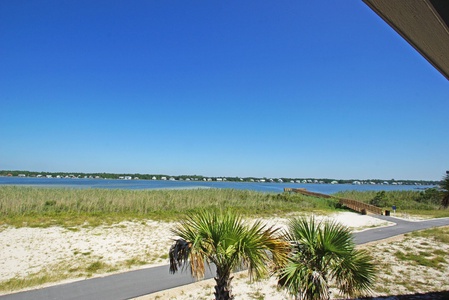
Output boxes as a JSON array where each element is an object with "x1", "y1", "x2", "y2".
[{"x1": 0, "y1": 170, "x2": 440, "y2": 185}]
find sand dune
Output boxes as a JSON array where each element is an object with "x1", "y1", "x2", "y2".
[{"x1": 2, "y1": 212, "x2": 447, "y2": 299}]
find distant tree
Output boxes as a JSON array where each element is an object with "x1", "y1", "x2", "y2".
[
  {"x1": 441, "y1": 174, "x2": 449, "y2": 208},
  {"x1": 370, "y1": 191, "x2": 387, "y2": 207},
  {"x1": 417, "y1": 188, "x2": 442, "y2": 205}
]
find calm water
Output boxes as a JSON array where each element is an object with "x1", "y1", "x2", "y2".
[{"x1": 0, "y1": 177, "x2": 434, "y2": 194}]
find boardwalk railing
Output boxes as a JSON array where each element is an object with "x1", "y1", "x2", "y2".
[
  {"x1": 284, "y1": 188, "x2": 383, "y2": 215},
  {"x1": 337, "y1": 198, "x2": 383, "y2": 215}
]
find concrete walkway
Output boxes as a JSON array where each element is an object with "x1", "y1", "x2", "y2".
[{"x1": 353, "y1": 215, "x2": 449, "y2": 244}]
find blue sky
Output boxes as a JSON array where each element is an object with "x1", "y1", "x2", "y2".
[{"x1": 1, "y1": 1, "x2": 448, "y2": 180}]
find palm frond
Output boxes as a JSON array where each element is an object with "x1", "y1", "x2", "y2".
[
  {"x1": 278, "y1": 259, "x2": 329, "y2": 300},
  {"x1": 277, "y1": 216, "x2": 376, "y2": 300},
  {"x1": 333, "y1": 249, "x2": 376, "y2": 297},
  {"x1": 169, "y1": 209, "x2": 290, "y2": 300},
  {"x1": 320, "y1": 219, "x2": 353, "y2": 257},
  {"x1": 169, "y1": 238, "x2": 191, "y2": 274}
]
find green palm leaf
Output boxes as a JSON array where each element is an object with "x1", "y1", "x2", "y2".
[
  {"x1": 277, "y1": 216, "x2": 376, "y2": 300},
  {"x1": 168, "y1": 209, "x2": 288, "y2": 300}
]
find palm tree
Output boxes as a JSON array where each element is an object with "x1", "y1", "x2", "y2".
[
  {"x1": 441, "y1": 173, "x2": 449, "y2": 208},
  {"x1": 277, "y1": 217, "x2": 375, "y2": 300},
  {"x1": 169, "y1": 210, "x2": 289, "y2": 300}
]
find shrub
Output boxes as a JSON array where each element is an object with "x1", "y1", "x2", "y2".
[{"x1": 370, "y1": 191, "x2": 387, "y2": 207}]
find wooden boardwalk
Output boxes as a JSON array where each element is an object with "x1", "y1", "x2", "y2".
[{"x1": 284, "y1": 188, "x2": 383, "y2": 215}]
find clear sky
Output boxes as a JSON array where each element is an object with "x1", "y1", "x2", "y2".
[{"x1": 1, "y1": 1, "x2": 448, "y2": 181}]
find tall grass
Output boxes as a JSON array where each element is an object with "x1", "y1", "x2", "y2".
[
  {"x1": 3, "y1": 187, "x2": 446, "y2": 227},
  {"x1": 0, "y1": 186, "x2": 338, "y2": 227},
  {"x1": 334, "y1": 190, "x2": 446, "y2": 212}
]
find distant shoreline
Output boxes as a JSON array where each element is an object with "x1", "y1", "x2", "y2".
[
  {"x1": 0, "y1": 176, "x2": 436, "y2": 194},
  {"x1": 0, "y1": 170, "x2": 439, "y2": 186}
]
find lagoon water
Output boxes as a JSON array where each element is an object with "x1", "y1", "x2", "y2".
[{"x1": 0, "y1": 177, "x2": 434, "y2": 194}]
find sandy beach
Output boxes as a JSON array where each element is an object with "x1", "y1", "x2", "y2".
[{"x1": 1, "y1": 212, "x2": 448, "y2": 299}]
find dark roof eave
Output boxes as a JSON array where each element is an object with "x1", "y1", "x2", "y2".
[{"x1": 363, "y1": 0, "x2": 449, "y2": 81}]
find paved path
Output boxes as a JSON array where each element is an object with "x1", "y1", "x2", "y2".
[
  {"x1": 0, "y1": 265, "x2": 217, "y2": 300},
  {"x1": 2, "y1": 216, "x2": 449, "y2": 300},
  {"x1": 353, "y1": 215, "x2": 449, "y2": 244}
]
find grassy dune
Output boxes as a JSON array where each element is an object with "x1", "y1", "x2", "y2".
[
  {"x1": 1, "y1": 186, "x2": 447, "y2": 228},
  {"x1": 0, "y1": 186, "x2": 337, "y2": 227}
]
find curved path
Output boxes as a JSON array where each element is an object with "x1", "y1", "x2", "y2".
[
  {"x1": 353, "y1": 215, "x2": 449, "y2": 244},
  {"x1": 1, "y1": 216, "x2": 449, "y2": 300}
]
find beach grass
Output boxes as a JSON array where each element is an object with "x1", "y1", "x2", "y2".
[
  {"x1": 366, "y1": 226, "x2": 449, "y2": 297},
  {"x1": 1, "y1": 186, "x2": 447, "y2": 227},
  {"x1": 0, "y1": 258, "x2": 116, "y2": 293},
  {"x1": 406, "y1": 226, "x2": 449, "y2": 243},
  {"x1": 334, "y1": 190, "x2": 449, "y2": 217},
  {"x1": 0, "y1": 186, "x2": 338, "y2": 227}
]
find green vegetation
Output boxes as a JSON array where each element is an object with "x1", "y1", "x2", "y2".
[
  {"x1": 441, "y1": 173, "x2": 449, "y2": 208},
  {"x1": 2, "y1": 272, "x2": 60, "y2": 292},
  {"x1": 334, "y1": 189, "x2": 449, "y2": 217},
  {"x1": 0, "y1": 248, "x2": 154, "y2": 293},
  {"x1": 0, "y1": 186, "x2": 338, "y2": 227},
  {"x1": 406, "y1": 226, "x2": 449, "y2": 244},
  {"x1": 1, "y1": 186, "x2": 448, "y2": 227},
  {"x1": 369, "y1": 191, "x2": 387, "y2": 207},
  {"x1": 366, "y1": 226, "x2": 449, "y2": 296},
  {"x1": 0, "y1": 259, "x2": 114, "y2": 292},
  {"x1": 125, "y1": 257, "x2": 148, "y2": 268},
  {"x1": 277, "y1": 217, "x2": 375, "y2": 300},
  {"x1": 0, "y1": 169, "x2": 439, "y2": 185},
  {"x1": 169, "y1": 210, "x2": 289, "y2": 300},
  {"x1": 86, "y1": 261, "x2": 107, "y2": 273},
  {"x1": 393, "y1": 250, "x2": 446, "y2": 270}
]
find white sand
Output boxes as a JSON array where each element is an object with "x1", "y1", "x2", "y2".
[
  {"x1": 0, "y1": 220, "x2": 174, "y2": 281},
  {"x1": 0, "y1": 212, "x2": 392, "y2": 295},
  {"x1": 6, "y1": 212, "x2": 449, "y2": 300},
  {"x1": 3, "y1": 212, "x2": 445, "y2": 299},
  {"x1": 255, "y1": 211, "x2": 395, "y2": 233}
]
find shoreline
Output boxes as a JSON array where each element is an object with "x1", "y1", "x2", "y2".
[{"x1": 0, "y1": 177, "x2": 437, "y2": 194}]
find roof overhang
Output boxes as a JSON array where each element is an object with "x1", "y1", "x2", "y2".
[{"x1": 363, "y1": 0, "x2": 449, "y2": 80}]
